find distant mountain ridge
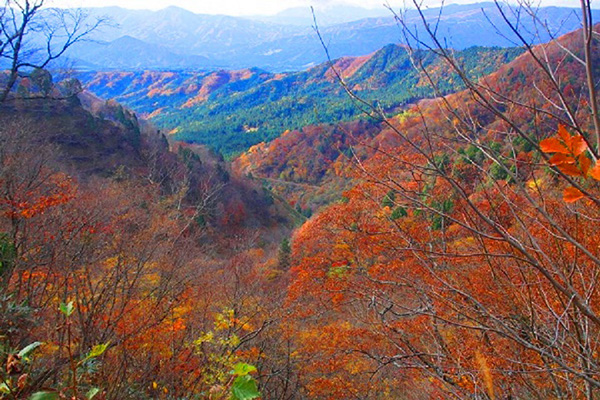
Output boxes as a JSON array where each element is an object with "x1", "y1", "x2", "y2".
[{"x1": 61, "y1": 3, "x2": 599, "y2": 72}]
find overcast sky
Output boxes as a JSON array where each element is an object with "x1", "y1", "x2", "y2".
[{"x1": 48, "y1": 0, "x2": 596, "y2": 16}]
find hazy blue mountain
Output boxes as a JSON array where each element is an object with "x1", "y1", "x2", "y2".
[
  {"x1": 243, "y1": 3, "x2": 596, "y2": 70},
  {"x1": 61, "y1": 3, "x2": 597, "y2": 72},
  {"x1": 81, "y1": 6, "x2": 303, "y2": 55},
  {"x1": 253, "y1": 5, "x2": 391, "y2": 26},
  {"x1": 68, "y1": 35, "x2": 210, "y2": 70}
]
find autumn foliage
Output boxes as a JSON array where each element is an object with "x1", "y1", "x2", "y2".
[
  {"x1": 280, "y1": 20, "x2": 600, "y2": 400},
  {"x1": 3, "y1": 5, "x2": 600, "y2": 400}
]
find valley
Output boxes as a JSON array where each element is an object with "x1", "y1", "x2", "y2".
[
  {"x1": 2, "y1": 1, "x2": 600, "y2": 399},
  {"x1": 79, "y1": 45, "x2": 524, "y2": 156}
]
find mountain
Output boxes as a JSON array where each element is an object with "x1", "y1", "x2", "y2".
[
  {"x1": 82, "y1": 6, "x2": 300, "y2": 52},
  {"x1": 0, "y1": 74, "x2": 297, "y2": 399},
  {"x1": 247, "y1": 3, "x2": 597, "y2": 70},
  {"x1": 68, "y1": 35, "x2": 210, "y2": 71},
  {"x1": 254, "y1": 5, "x2": 391, "y2": 26},
  {"x1": 65, "y1": 6, "x2": 304, "y2": 70},
  {"x1": 60, "y1": 3, "x2": 599, "y2": 71},
  {"x1": 80, "y1": 45, "x2": 524, "y2": 156},
  {"x1": 1, "y1": 76, "x2": 294, "y2": 232},
  {"x1": 4, "y1": 5, "x2": 600, "y2": 399},
  {"x1": 233, "y1": 22, "x2": 600, "y2": 215}
]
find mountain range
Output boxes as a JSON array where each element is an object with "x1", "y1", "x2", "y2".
[
  {"x1": 63, "y1": 3, "x2": 598, "y2": 71},
  {"x1": 79, "y1": 45, "x2": 524, "y2": 156}
]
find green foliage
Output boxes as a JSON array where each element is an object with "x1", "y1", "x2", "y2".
[
  {"x1": 489, "y1": 161, "x2": 509, "y2": 180},
  {"x1": 301, "y1": 207, "x2": 313, "y2": 219},
  {"x1": 29, "y1": 392, "x2": 59, "y2": 400},
  {"x1": 431, "y1": 153, "x2": 451, "y2": 172},
  {"x1": 231, "y1": 363, "x2": 257, "y2": 376},
  {"x1": 391, "y1": 206, "x2": 408, "y2": 220},
  {"x1": 434, "y1": 199, "x2": 454, "y2": 214},
  {"x1": 84, "y1": 343, "x2": 109, "y2": 362},
  {"x1": 228, "y1": 363, "x2": 261, "y2": 400},
  {"x1": 179, "y1": 147, "x2": 202, "y2": 170},
  {"x1": 86, "y1": 387, "x2": 100, "y2": 399},
  {"x1": 382, "y1": 190, "x2": 395, "y2": 208},
  {"x1": 231, "y1": 375, "x2": 260, "y2": 400},
  {"x1": 17, "y1": 342, "x2": 43, "y2": 360},
  {"x1": 193, "y1": 309, "x2": 255, "y2": 390},
  {"x1": 0, "y1": 233, "x2": 15, "y2": 279},
  {"x1": 513, "y1": 135, "x2": 535, "y2": 152},
  {"x1": 59, "y1": 301, "x2": 74, "y2": 317},
  {"x1": 463, "y1": 144, "x2": 486, "y2": 165},
  {"x1": 195, "y1": 214, "x2": 207, "y2": 227},
  {"x1": 489, "y1": 141, "x2": 502, "y2": 153},
  {"x1": 328, "y1": 265, "x2": 349, "y2": 279},
  {"x1": 430, "y1": 199, "x2": 454, "y2": 231},
  {"x1": 295, "y1": 203, "x2": 313, "y2": 219},
  {"x1": 277, "y1": 238, "x2": 291, "y2": 270}
]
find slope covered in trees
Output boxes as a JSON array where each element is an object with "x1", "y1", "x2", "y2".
[
  {"x1": 80, "y1": 45, "x2": 523, "y2": 156},
  {"x1": 0, "y1": 74, "x2": 305, "y2": 399},
  {"x1": 4, "y1": 1, "x2": 600, "y2": 398},
  {"x1": 280, "y1": 21, "x2": 600, "y2": 399}
]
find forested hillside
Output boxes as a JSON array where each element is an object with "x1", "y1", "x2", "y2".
[
  {"x1": 3, "y1": 0, "x2": 600, "y2": 399},
  {"x1": 0, "y1": 69, "x2": 309, "y2": 397},
  {"x1": 281, "y1": 21, "x2": 600, "y2": 399},
  {"x1": 81, "y1": 45, "x2": 523, "y2": 156}
]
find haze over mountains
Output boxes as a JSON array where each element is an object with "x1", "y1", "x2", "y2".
[{"x1": 65, "y1": 2, "x2": 597, "y2": 71}]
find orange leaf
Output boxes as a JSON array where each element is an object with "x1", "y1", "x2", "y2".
[
  {"x1": 548, "y1": 153, "x2": 575, "y2": 166},
  {"x1": 589, "y1": 162, "x2": 600, "y2": 181},
  {"x1": 557, "y1": 163, "x2": 585, "y2": 176},
  {"x1": 563, "y1": 186, "x2": 584, "y2": 203},
  {"x1": 579, "y1": 154, "x2": 592, "y2": 175},
  {"x1": 540, "y1": 137, "x2": 569, "y2": 154},
  {"x1": 569, "y1": 135, "x2": 588, "y2": 156},
  {"x1": 557, "y1": 124, "x2": 570, "y2": 142}
]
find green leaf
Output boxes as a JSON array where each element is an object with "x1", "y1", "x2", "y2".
[
  {"x1": 0, "y1": 382, "x2": 10, "y2": 394},
  {"x1": 231, "y1": 375, "x2": 260, "y2": 400},
  {"x1": 231, "y1": 362, "x2": 257, "y2": 377},
  {"x1": 18, "y1": 342, "x2": 43, "y2": 359},
  {"x1": 84, "y1": 343, "x2": 109, "y2": 361},
  {"x1": 86, "y1": 387, "x2": 101, "y2": 399},
  {"x1": 29, "y1": 392, "x2": 59, "y2": 400},
  {"x1": 390, "y1": 206, "x2": 408, "y2": 220},
  {"x1": 59, "y1": 301, "x2": 74, "y2": 317}
]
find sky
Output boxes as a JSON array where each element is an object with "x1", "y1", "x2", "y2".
[{"x1": 48, "y1": 0, "x2": 595, "y2": 16}]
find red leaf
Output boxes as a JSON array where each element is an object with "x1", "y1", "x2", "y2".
[
  {"x1": 579, "y1": 154, "x2": 592, "y2": 175},
  {"x1": 557, "y1": 124, "x2": 570, "y2": 142}
]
